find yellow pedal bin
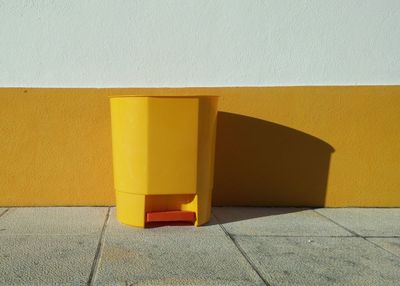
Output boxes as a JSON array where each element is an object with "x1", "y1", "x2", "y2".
[{"x1": 109, "y1": 95, "x2": 219, "y2": 227}]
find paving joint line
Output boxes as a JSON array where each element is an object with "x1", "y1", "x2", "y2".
[
  {"x1": 363, "y1": 235, "x2": 400, "y2": 238},
  {"x1": 363, "y1": 237, "x2": 400, "y2": 260},
  {"x1": 87, "y1": 207, "x2": 110, "y2": 286},
  {"x1": 312, "y1": 209, "x2": 361, "y2": 237},
  {"x1": 313, "y1": 210, "x2": 400, "y2": 260},
  {"x1": 0, "y1": 208, "x2": 9, "y2": 219},
  {"x1": 214, "y1": 215, "x2": 271, "y2": 286}
]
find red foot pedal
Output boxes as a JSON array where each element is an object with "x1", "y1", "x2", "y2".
[{"x1": 146, "y1": 211, "x2": 196, "y2": 223}]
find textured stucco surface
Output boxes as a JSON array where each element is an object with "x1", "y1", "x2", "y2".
[
  {"x1": 1, "y1": 86, "x2": 400, "y2": 207},
  {"x1": 0, "y1": 1, "x2": 399, "y2": 87}
]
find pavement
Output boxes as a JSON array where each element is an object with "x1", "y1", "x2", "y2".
[{"x1": 0, "y1": 207, "x2": 399, "y2": 285}]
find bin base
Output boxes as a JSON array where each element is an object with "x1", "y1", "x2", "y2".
[{"x1": 115, "y1": 191, "x2": 211, "y2": 228}]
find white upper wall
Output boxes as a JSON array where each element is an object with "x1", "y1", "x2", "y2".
[{"x1": 1, "y1": 0, "x2": 399, "y2": 87}]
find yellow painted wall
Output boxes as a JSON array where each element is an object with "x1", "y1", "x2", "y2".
[{"x1": 1, "y1": 87, "x2": 399, "y2": 207}]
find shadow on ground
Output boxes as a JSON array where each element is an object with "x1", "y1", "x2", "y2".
[{"x1": 211, "y1": 207, "x2": 309, "y2": 225}]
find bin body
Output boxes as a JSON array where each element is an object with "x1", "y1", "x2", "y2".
[{"x1": 110, "y1": 95, "x2": 218, "y2": 227}]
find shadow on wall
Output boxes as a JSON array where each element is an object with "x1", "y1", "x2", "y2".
[{"x1": 213, "y1": 112, "x2": 335, "y2": 207}]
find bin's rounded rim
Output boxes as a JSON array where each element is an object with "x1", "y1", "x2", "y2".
[{"x1": 108, "y1": 94, "x2": 220, "y2": 98}]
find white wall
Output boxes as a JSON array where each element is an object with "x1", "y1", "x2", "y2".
[{"x1": 1, "y1": 0, "x2": 399, "y2": 87}]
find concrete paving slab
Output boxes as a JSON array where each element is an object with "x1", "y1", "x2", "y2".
[
  {"x1": 0, "y1": 207, "x2": 108, "y2": 235},
  {"x1": 213, "y1": 207, "x2": 352, "y2": 237},
  {"x1": 0, "y1": 234, "x2": 99, "y2": 285},
  {"x1": 367, "y1": 238, "x2": 400, "y2": 257},
  {"x1": 235, "y1": 236, "x2": 400, "y2": 286},
  {"x1": 94, "y1": 208, "x2": 264, "y2": 285},
  {"x1": 316, "y1": 208, "x2": 400, "y2": 237}
]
